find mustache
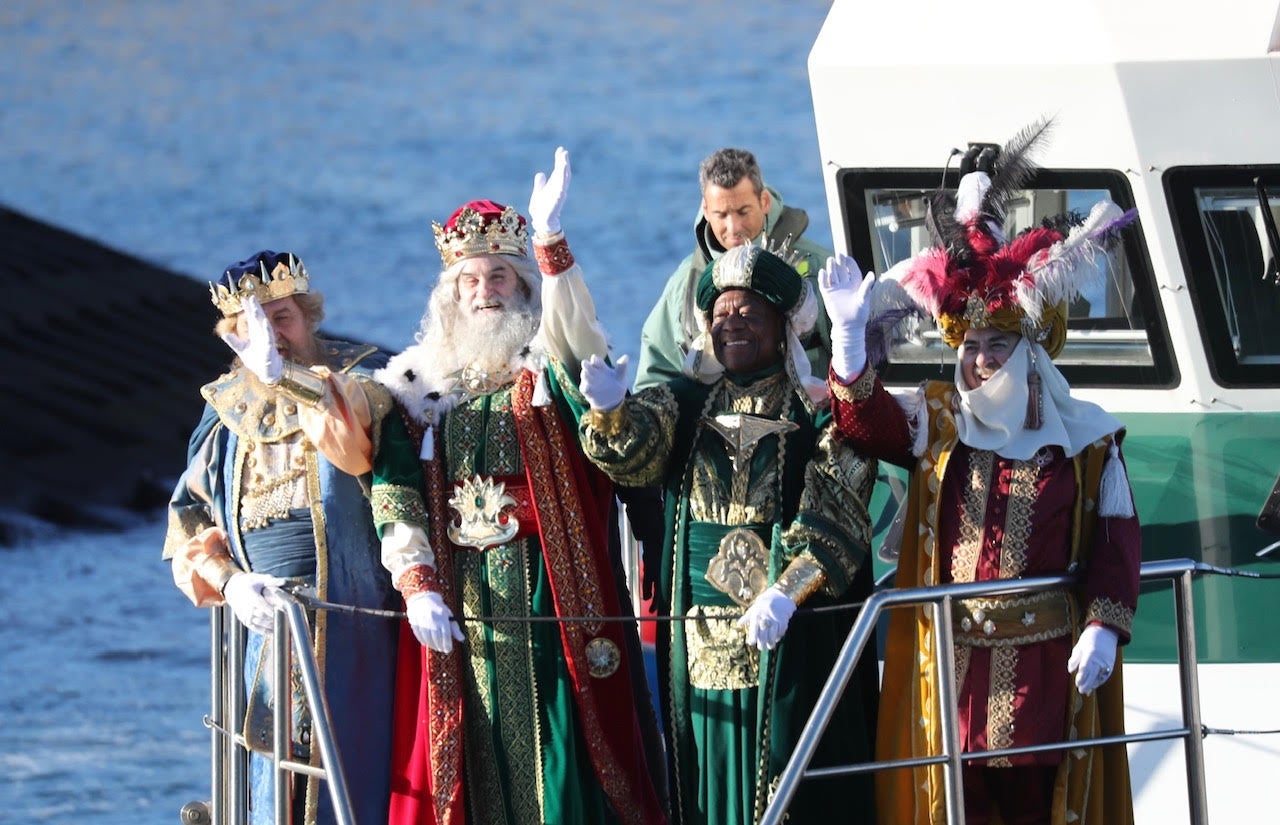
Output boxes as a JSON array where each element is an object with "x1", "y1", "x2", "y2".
[{"x1": 468, "y1": 295, "x2": 510, "y2": 313}]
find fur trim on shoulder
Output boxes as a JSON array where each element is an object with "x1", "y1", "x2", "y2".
[{"x1": 373, "y1": 344, "x2": 461, "y2": 426}]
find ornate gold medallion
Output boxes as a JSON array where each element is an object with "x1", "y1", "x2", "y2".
[
  {"x1": 963, "y1": 292, "x2": 991, "y2": 328},
  {"x1": 705, "y1": 413, "x2": 799, "y2": 473},
  {"x1": 704, "y1": 527, "x2": 770, "y2": 607},
  {"x1": 445, "y1": 364, "x2": 515, "y2": 401},
  {"x1": 447, "y1": 475, "x2": 518, "y2": 549},
  {"x1": 585, "y1": 637, "x2": 621, "y2": 678}
]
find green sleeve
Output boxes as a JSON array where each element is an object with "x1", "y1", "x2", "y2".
[
  {"x1": 369, "y1": 409, "x2": 429, "y2": 537},
  {"x1": 780, "y1": 423, "x2": 877, "y2": 597},
  {"x1": 635, "y1": 257, "x2": 696, "y2": 392},
  {"x1": 578, "y1": 385, "x2": 678, "y2": 488}
]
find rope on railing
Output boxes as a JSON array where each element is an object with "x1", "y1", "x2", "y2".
[{"x1": 279, "y1": 580, "x2": 869, "y2": 624}]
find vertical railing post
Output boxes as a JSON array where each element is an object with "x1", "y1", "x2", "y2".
[
  {"x1": 210, "y1": 607, "x2": 228, "y2": 823},
  {"x1": 229, "y1": 619, "x2": 249, "y2": 824},
  {"x1": 618, "y1": 505, "x2": 642, "y2": 616},
  {"x1": 273, "y1": 609, "x2": 294, "y2": 824},
  {"x1": 283, "y1": 599, "x2": 356, "y2": 825},
  {"x1": 931, "y1": 596, "x2": 965, "y2": 824},
  {"x1": 1173, "y1": 568, "x2": 1210, "y2": 824}
]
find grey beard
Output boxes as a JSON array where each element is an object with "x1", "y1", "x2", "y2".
[
  {"x1": 279, "y1": 337, "x2": 323, "y2": 367},
  {"x1": 232, "y1": 336, "x2": 323, "y2": 372}
]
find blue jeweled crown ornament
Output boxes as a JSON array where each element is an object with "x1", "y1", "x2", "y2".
[{"x1": 209, "y1": 250, "x2": 310, "y2": 317}]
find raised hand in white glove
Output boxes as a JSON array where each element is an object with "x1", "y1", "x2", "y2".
[
  {"x1": 1067, "y1": 624, "x2": 1119, "y2": 695},
  {"x1": 579, "y1": 354, "x2": 629, "y2": 412},
  {"x1": 406, "y1": 591, "x2": 465, "y2": 653},
  {"x1": 816, "y1": 254, "x2": 876, "y2": 382},
  {"x1": 220, "y1": 295, "x2": 284, "y2": 384},
  {"x1": 737, "y1": 587, "x2": 798, "y2": 651},
  {"x1": 223, "y1": 571, "x2": 286, "y2": 636},
  {"x1": 528, "y1": 145, "x2": 571, "y2": 236}
]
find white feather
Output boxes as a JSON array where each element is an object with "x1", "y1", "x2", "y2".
[
  {"x1": 1017, "y1": 200, "x2": 1123, "y2": 323},
  {"x1": 954, "y1": 171, "x2": 991, "y2": 225}
]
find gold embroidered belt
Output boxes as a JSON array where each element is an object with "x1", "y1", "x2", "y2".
[{"x1": 951, "y1": 588, "x2": 1073, "y2": 648}]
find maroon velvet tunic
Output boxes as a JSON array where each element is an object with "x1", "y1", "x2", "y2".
[{"x1": 832, "y1": 372, "x2": 1140, "y2": 766}]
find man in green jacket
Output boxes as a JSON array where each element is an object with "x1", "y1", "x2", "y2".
[{"x1": 634, "y1": 147, "x2": 833, "y2": 392}]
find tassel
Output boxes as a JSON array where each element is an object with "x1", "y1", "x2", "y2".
[
  {"x1": 1025, "y1": 369, "x2": 1042, "y2": 430},
  {"x1": 1098, "y1": 440, "x2": 1134, "y2": 518},
  {"x1": 532, "y1": 369, "x2": 551, "y2": 407},
  {"x1": 419, "y1": 424, "x2": 434, "y2": 461}
]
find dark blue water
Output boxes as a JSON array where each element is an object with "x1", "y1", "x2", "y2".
[{"x1": 0, "y1": 1, "x2": 833, "y2": 821}]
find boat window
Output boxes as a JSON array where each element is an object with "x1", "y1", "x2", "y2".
[
  {"x1": 1165, "y1": 165, "x2": 1280, "y2": 387},
  {"x1": 838, "y1": 169, "x2": 1174, "y2": 388}
]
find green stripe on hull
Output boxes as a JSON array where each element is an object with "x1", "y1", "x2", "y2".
[
  {"x1": 868, "y1": 410, "x2": 1280, "y2": 664},
  {"x1": 1120, "y1": 411, "x2": 1280, "y2": 664}
]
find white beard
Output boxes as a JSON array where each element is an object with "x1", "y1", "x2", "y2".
[
  {"x1": 376, "y1": 293, "x2": 543, "y2": 425},
  {"x1": 447, "y1": 303, "x2": 541, "y2": 375}
]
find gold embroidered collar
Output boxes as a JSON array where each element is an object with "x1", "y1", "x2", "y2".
[{"x1": 201, "y1": 339, "x2": 377, "y2": 443}]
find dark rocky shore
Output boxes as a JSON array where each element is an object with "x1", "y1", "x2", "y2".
[{"x1": 1, "y1": 208, "x2": 244, "y2": 542}]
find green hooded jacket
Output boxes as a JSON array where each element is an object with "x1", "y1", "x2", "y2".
[{"x1": 634, "y1": 185, "x2": 833, "y2": 392}]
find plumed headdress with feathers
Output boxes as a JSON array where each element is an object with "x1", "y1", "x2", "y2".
[{"x1": 890, "y1": 117, "x2": 1137, "y2": 359}]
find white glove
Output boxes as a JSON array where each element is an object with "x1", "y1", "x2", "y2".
[
  {"x1": 737, "y1": 587, "x2": 798, "y2": 651},
  {"x1": 817, "y1": 254, "x2": 876, "y2": 382},
  {"x1": 528, "y1": 145, "x2": 571, "y2": 236},
  {"x1": 223, "y1": 571, "x2": 286, "y2": 636},
  {"x1": 220, "y1": 295, "x2": 284, "y2": 384},
  {"x1": 579, "y1": 354, "x2": 629, "y2": 412},
  {"x1": 1067, "y1": 624, "x2": 1119, "y2": 695},
  {"x1": 406, "y1": 591, "x2": 465, "y2": 653}
]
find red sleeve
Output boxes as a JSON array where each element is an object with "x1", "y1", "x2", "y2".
[
  {"x1": 1081, "y1": 444, "x2": 1142, "y2": 644},
  {"x1": 829, "y1": 366, "x2": 917, "y2": 469}
]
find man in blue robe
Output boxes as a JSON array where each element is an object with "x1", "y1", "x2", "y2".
[{"x1": 163, "y1": 250, "x2": 398, "y2": 824}]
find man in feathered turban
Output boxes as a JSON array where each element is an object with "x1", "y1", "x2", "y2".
[{"x1": 821, "y1": 124, "x2": 1143, "y2": 825}]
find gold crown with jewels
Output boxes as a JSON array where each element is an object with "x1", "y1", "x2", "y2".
[
  {"x1": 432, "y1": 200, "x2": 529, "y2": 268},
  {"x1": 209, "y1": 253, "x2": 310, "y2": 317}
]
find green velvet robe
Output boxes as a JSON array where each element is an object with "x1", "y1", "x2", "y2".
[
  {"x1": 372, "y1": 365, "x2": 666, "y2": 825},
  {"x1": 581, "y1": 366, "x2": 881, "y2": 825}
]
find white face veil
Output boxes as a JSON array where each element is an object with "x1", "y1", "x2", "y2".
[{"x1": 953, "y1": 336, "x2": 1123, "y2": 460}]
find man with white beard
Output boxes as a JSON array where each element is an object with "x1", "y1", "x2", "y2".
[{"x1": 313, "y1": 149, "x2": 668, "y2": 825}]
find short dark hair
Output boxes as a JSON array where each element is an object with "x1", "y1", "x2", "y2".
[{"x1": 698, "y1": 148, "x2": 765, "y2": 196}]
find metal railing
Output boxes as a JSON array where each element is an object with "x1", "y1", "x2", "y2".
[
  {"x1": 181, "y1": 501, "x2": 651, "y2": 825},
  {"x1": 181, "y1": 556, "x2": 1257, "y2": 824},
  {"x1": 760, "y1": 558, "x2": 1215, "y2": 825},
  {"x1": 184, "y1": 589, "x2": 356, "y2": 825}
]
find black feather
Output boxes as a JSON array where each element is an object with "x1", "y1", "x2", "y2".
[
  {"x1": 981, "y1": 116, "x2": 1055, "y2": 226},
  {"x1": 1038, "y1": 209, "x2": 1085, "y2": 237},
  {"x1": 925, "y1": 188, "x2": 973, "y2": 268}
]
